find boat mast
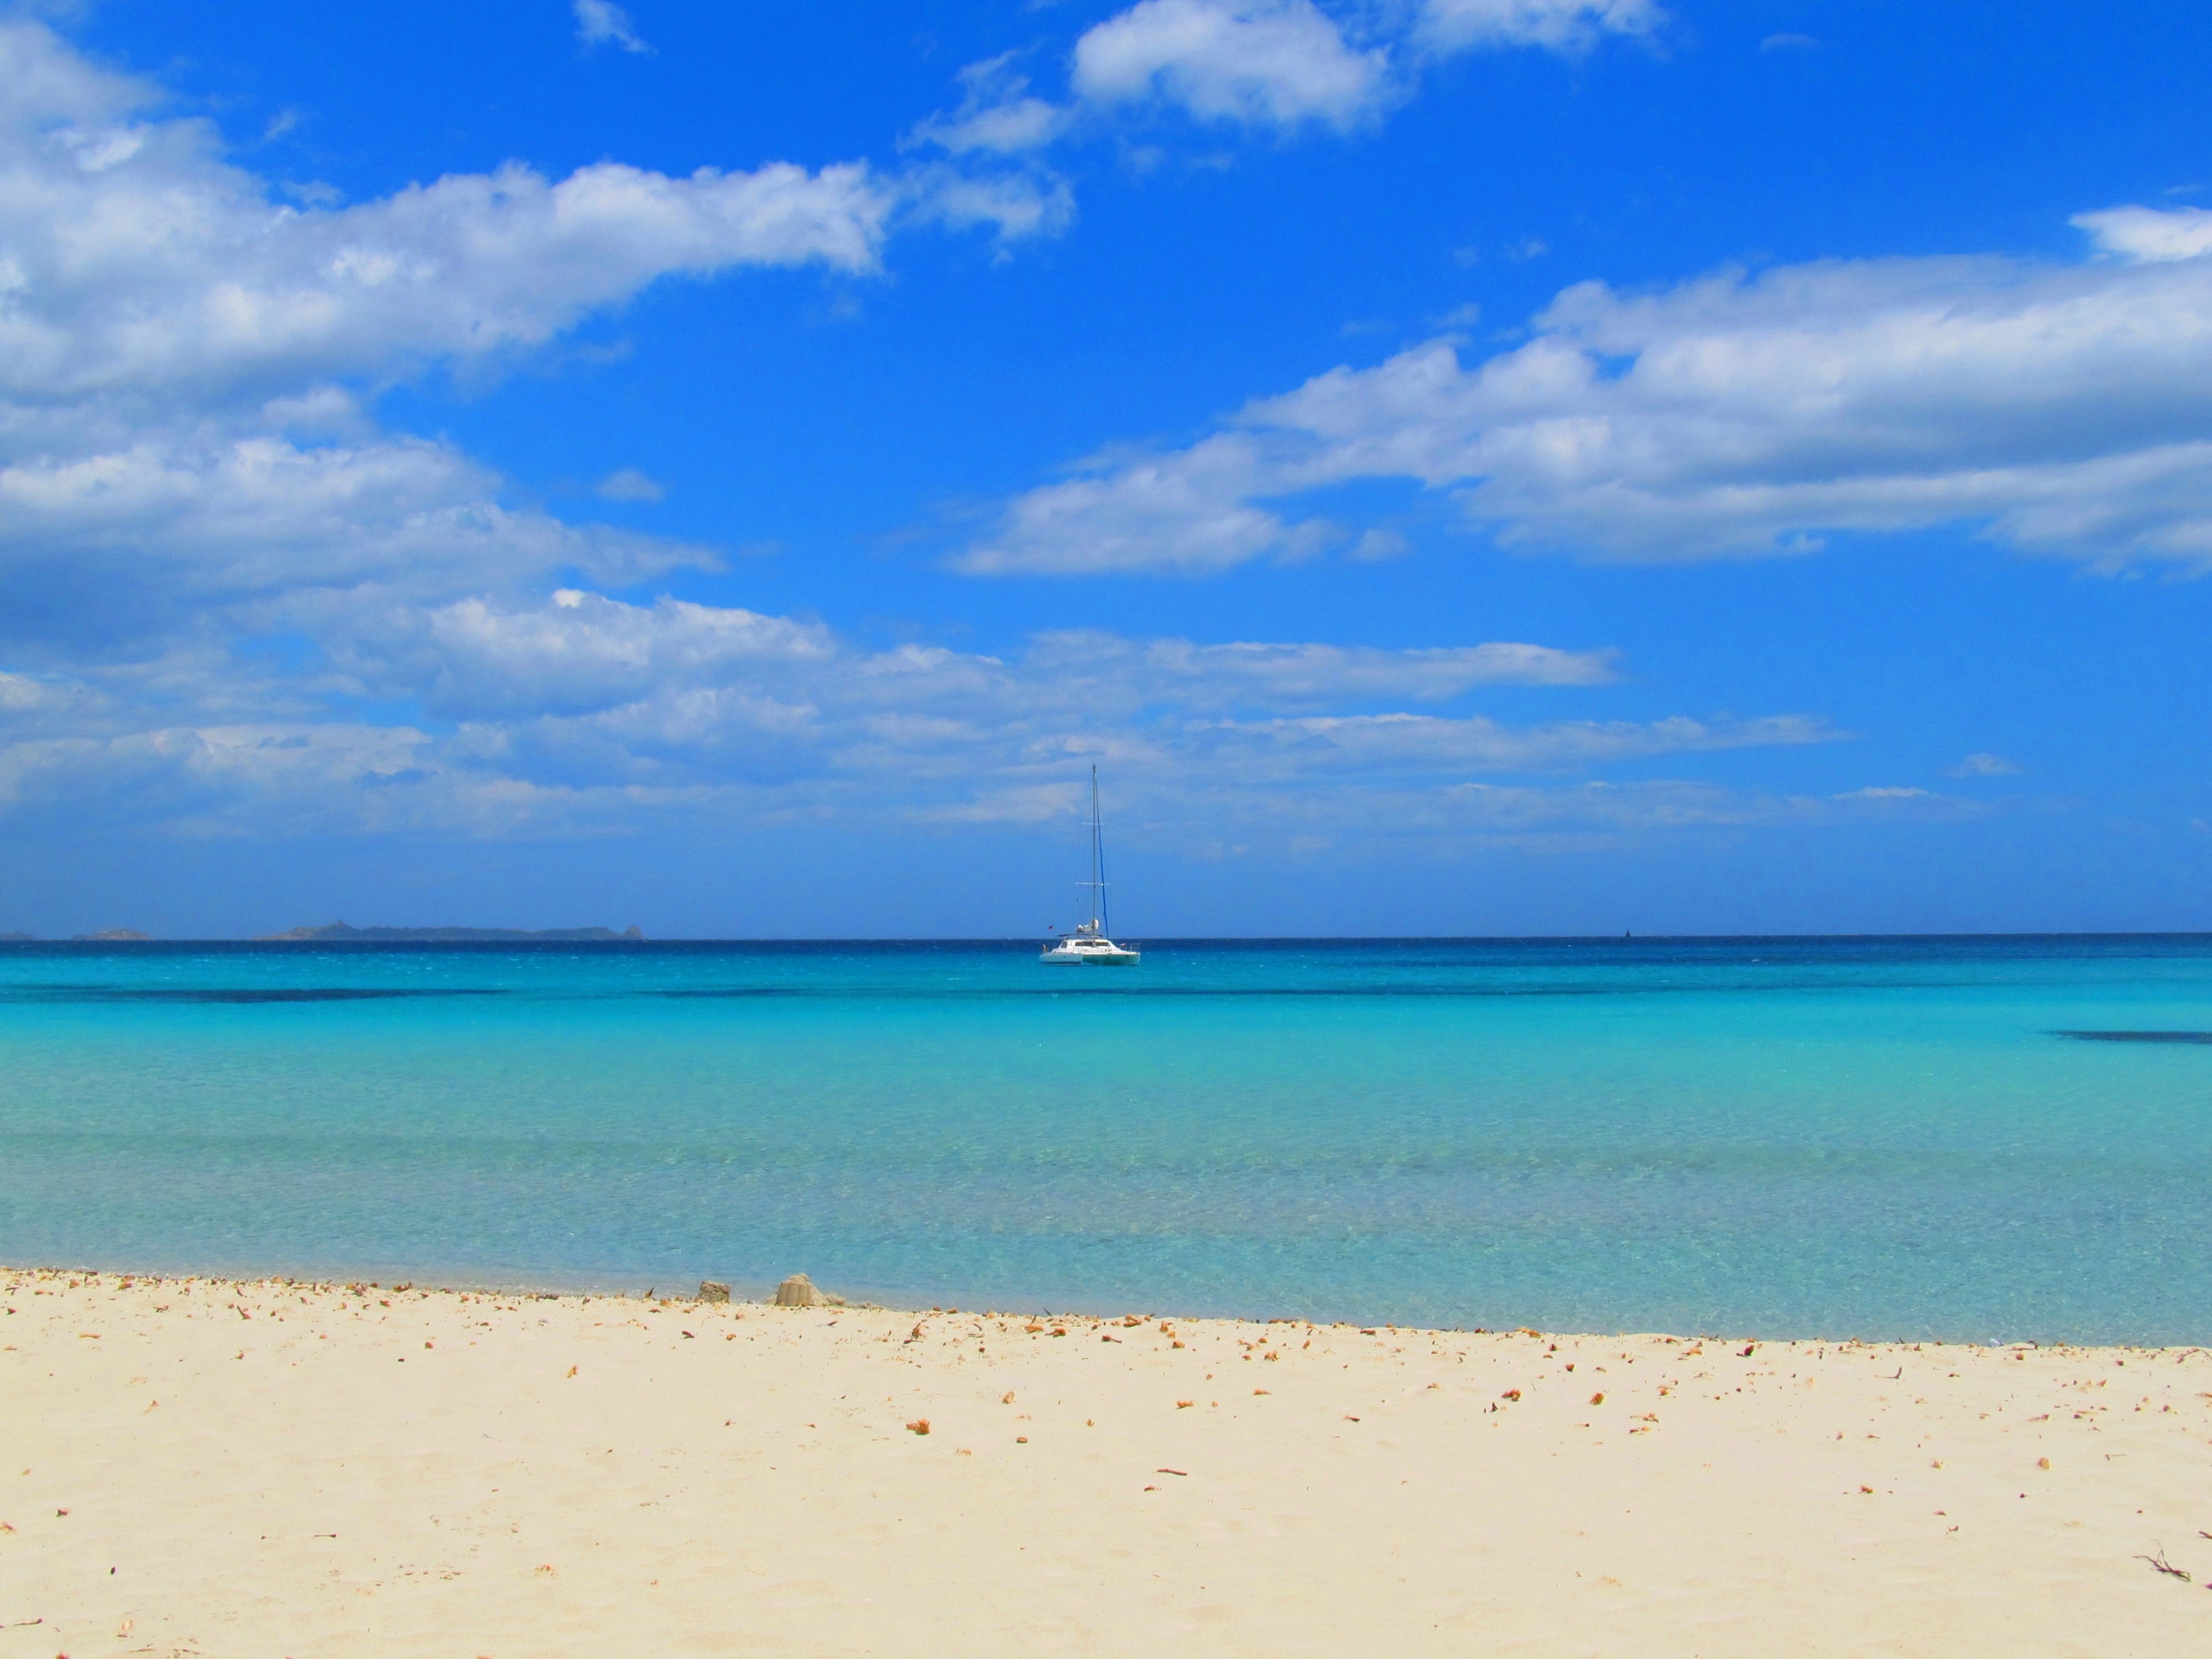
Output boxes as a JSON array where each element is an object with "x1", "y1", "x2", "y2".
[{"x1": 1093, "y1": 765, "x2": 1109, "y2": 936}]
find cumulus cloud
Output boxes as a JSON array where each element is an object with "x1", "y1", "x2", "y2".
[
  {"x1": 964, "y1": 207, "x2": 2212, "y2": 573},
  {"x1": 0, "y1": 17, "x2": 1072, "y2": 658},
  {"x1": 2074, "y1": 204, "x2": 2212, "y2": 264},
  {"x1": 0, "y1": 427, "x2": 716, "y2": 654},
  {"x1": 909, "y1": 0, "x2": 1659, "y2": 152},
  {"x1": 0, "y1": 17, "x2": 1083, "y2": 406},
  {"x1": 574, "y1": 1, "x2": 650, "y2": 55},
  {"x1": 0, "y1": 17, "x2": 1840, "y2": 854},
  {"x1": 0, "y1": 579, "x2": 1832, "y2": 837},
  {"x1": 1072, "y1": 0, "x2": 1394, "y2": 131}
]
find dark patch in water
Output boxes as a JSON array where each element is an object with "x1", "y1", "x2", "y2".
[
  {"x1": 1, "y1": 987, "x2": 507, "y2": 1004},
  {"x1": 2055, "y1": 1030, "x2": 2212, "y2": 1044}
]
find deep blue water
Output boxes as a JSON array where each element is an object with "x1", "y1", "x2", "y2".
[{"x1": 3, "y1": 936, "x2": 2210, "y2": 1343}]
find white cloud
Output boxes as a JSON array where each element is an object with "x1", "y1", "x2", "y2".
[
  {"x1": 2074, "y1": 204, "x2": 2212, "y2": 264},
  {"x1": 900, "y1": 162, "x2": 1077, "y2": 244},
  {"x1": 907, "y1": 54, "x2": 1070, "y2": 155},
  {"x1": 0, "y1": 18, "x2": 1845, "y2": 855},
  {"x1": 0, "y1": 18, "x2": 1073, "y2": 658},
  {"x1": 966, "y1": 207, "x2": 2212, "y2": 573},
  {"x1": 2, "y1": 575, "x2": 1832, "y2": 837},
  {"x1": 908, "y1": 0, "x2": 1660, "y2": 152},
  {"x1": 1072, "y1": 0, "x2": 1394, "y2": 131},
  {"x1": 0, "y1": 429, "x2": 714, "y2": 650},
  {"x1": 1412, "y1": 0, "x2": 1662, "y2": 56},
  {"x1": 1024, "y1": 629, "x2": 1618, "y2": 701},
  {"x1": 596, "y1": 467, "x2": 665, "y2": 503},
  {"x1": 0, "y1": 18, "x2": 1083, "y2": 406},
  {"x1": 1185, "y1": 709, "x2": 1835, "y2": 776},
  {"x1": 1948, "y1": 752, "x2": 2020, "y2": 777},
  {"x1": 574, "y1": 1, "x2": 650, "y2": 55}
]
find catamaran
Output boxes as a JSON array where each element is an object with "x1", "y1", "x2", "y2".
[{"x1": 1040, "y1": 766, "x2": 1140, "y2": 965}]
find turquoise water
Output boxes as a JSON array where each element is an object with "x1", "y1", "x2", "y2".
[{"x1": 3, "y1": 937, "x2": 2211, "y2": 1343}]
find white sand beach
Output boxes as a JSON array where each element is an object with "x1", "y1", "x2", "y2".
[{"x1": 4, "y1": 1267, "x2": 2210, "y2": 1656}]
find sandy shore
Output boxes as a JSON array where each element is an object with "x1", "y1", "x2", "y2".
[{"x1": 4, "y1": 1269, "x2": 2210, "y2": 1656}]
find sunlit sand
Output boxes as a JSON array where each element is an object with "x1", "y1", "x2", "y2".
[{"x1": 5, "y1": 1267, "x2": 2209, "y2": 1656}]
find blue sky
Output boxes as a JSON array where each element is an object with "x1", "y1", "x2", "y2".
[{"x1": 5, "y1": 0, "x2": 2212, "y2": 937}]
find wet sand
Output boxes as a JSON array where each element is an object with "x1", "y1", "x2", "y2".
[{"x1": 4, "y1": 1266, "x2": 2210, "y2": 1656}]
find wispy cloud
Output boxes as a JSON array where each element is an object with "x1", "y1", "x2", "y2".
[
  {"x1": 909, "y1": 0, "x2": 1661, "y2": 155},
  {"x1": 573, "y1": 0, "x2": 650, "y2": 55},
  {"x1": 1947, "y1": 752, "x2": 2021, "y2": 778},
  {"x1": 0, "y1": 578, "x2": 1835, "y2": 842},
  {"x1": 595, "y1": 468, "x2": 666, "y2": 503},
  {"x1": 960, "y1": 207, "x2": 2212, "y2": 575}
]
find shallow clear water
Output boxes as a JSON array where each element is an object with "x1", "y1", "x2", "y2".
[{"x1": 3, "y1": 936, "x2": 2210, "y2": 1342}]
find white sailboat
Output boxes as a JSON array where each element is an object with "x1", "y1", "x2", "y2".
[{"x1": 1040, "y1": 766, "x2": 1140, "y2": 965}]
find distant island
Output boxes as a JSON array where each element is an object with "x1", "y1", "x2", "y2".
[
  {"x1": 257, "y1": 922, "x2": 646, "y2": 942},
  {"x1": 0, "y1": 929, "x2": 155, "y2": 941}
]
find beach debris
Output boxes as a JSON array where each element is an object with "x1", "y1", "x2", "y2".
[
  {"x1": 773, "y1": 1274, "x2": 845, "y2": 1308},
  {"x1": 1001, "y1": 1392, "x2": 1015, "y2": 1404},
  {"x1": 1016, "y1": 1436, "x2": 1027, "y2": 1443},
  {"x1": 2137, "y1": 1548, "x2": 2191, "y2": 1582},
  {"x1": 567, "y1": 1366, "x2": 577, "y2": 1378},
  {"x1": 1156, "y1": 1468, "x2": 1188, "y2": 1477},
  {"x1": 2038, "y1": 1457, "x2": 2051, "y2": 1470},
  {"x1": 1740, "y1": 1344, "x2": 1756, "y2": 1357},
  {"x1": 907, "y1": 1419, "x2": 931, "y2": 1435},
  {"x1": 696, "y1": 1281, "x2": 731, "y2": 1303},
  {"x1": 1590, "y1": 1392, "x2": 1605, "y2": 1405},
  {"x1": 1177, "y1": 1400, "x2": 1194, "y2": 1409},
  {"x1": 1500, "y1": 1390, "x2": 1521, "y2": 1401}
]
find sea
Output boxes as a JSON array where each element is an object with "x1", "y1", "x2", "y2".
[{"x1": 3, "y1": 936, "x2": 2210, "y2": 1345}]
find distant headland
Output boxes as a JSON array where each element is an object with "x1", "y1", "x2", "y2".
[
  {"x1": 257, "y1": 922, "x2": 646, "y2": 942},
  {"x1": 1, "y1": 923, "x2": 646, "y2": 942},
  {"x1": 0, "y1": 928, "x2": 154, "y2": 942}
]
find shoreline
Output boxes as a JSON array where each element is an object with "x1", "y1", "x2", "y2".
[
  {"x1": 9, "y1": 1265, "x2": 2212, "y2": 1655},
  {"x1": 6, "y1": 1258, "x2": 2198, "y2": 1349}
]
